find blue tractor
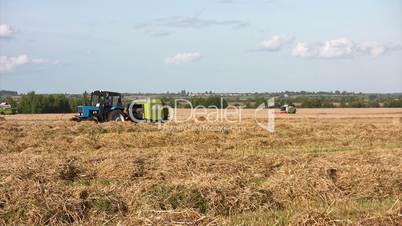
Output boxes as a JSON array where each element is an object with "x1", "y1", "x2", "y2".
[{"x1": 74, "y1": 90, "x2": 126, "y2": 122}]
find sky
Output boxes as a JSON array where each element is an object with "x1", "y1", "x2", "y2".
[{"x1": 0, "y1": 0, "x2": 401, "y2": 94}]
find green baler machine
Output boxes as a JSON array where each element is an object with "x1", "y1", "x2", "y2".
[
  {"x1": 0, "y1": 107, "x2": 17, "y2": 115},
  {"x1": 130, "y1": 98, "x2": 169, "y2": 122}
]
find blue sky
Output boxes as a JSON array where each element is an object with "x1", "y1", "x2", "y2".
[{"x1": 0, "y1": 0, "x2": 401, "y2": 93}]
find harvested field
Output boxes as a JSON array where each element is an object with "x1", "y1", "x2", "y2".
[{"x1": 1, "y1": 108, "x2": 401, "y2": 225}]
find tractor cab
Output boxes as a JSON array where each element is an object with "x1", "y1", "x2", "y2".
[{"x1": 75, "y1": 90, "x2": 125, "y2": 122}]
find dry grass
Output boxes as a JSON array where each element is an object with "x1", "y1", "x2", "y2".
[{"x1": 0, "y1": 108, "x2": 401, "y2": 225}]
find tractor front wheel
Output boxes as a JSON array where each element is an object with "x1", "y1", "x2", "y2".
[{"x1": 108, "y1": 110, "x2": 125, "y2": 122}]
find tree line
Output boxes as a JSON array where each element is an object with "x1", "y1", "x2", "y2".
[
  {"x1": 161, "y1": 96, "x2": 228, "y2": 108},
  {"x1": 1, "y1": 92, "x2": 401, "y2": 114},
  {"x1": 275, "y1": 95, "x2": 402, "y2": 108},
  {"x1": 0, "y1": 92, "x2": 89, "y2": 114}
]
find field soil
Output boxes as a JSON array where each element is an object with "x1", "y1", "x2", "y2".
[{"x1": 1, "y1": 108, "x2": 401, "y2": 225}]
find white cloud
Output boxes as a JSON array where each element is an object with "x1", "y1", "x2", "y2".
[
  {"x1": 291, "y1": 38, "x2": 400, "y2": 59},
  {"x1": 144, "y1": 30, "x2": 172, "y2": 37},
  {"x1": 318, "y1": 38, "x2": 354, "y2": 58},
  {"x1": 31, "y1": 58, "x2": 59, "y2": 65},
  {"x1": 135, "y1": 16, "x2": 249, "y2": 29},
  {"x1": 358, "y1": 41, "x2": 386, "y2": 57},
  {"x1": 291, "y1": 42, "x2": 316, "y2": 58},
  {"x1": 258, "y1": 34, "x2": 293, "y2": 51},
  {"x1": 0, "y1": 55, "x2": 58, "y2": 73},
  {"x1": 165, "y1": 52, "x2": 202, "y2": 65},
  {"x1": 0, "y1": 24, "x2": 14, "y2": 38},
  {"x1": 0, "y1": 55, "x2": 29, "y2": 73}
]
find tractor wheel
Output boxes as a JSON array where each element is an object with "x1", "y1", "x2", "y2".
[{"x1": 108, "y1": 110, "x2": 125, "y2": 122}]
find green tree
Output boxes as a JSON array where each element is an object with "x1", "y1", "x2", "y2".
[
  {"x1": 367, "y1": 100, "x2": 380, "y2": 107},
  {"x1": 384, "y1": 98, "x2": 402, "y2": 107},
  {"x1": 0, "y1": 96, "x2": 17, "y2": 107},
  {"x1": 302, "y1": 98, "x2": 322, "y2": 108},
  {"x1": 83, "y1": 91, "x2": 89, "y2": 105},
  {"x1": 17, "y1": 92, "x2": 72, "y2": 113}
]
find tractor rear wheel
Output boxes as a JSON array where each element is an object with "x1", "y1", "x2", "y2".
[{"x1": 108, "y1": 110, "x2": 125, "y2": 122}]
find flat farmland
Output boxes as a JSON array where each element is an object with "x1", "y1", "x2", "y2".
[
  {"x1": 4, "y1": 108, "x2": 402, "y2": 121},
  {"x1": 0, "y1": 108, "x2": 401, "y2": 225}
]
